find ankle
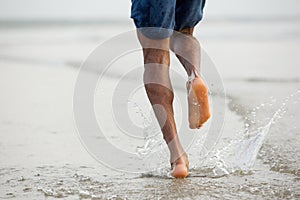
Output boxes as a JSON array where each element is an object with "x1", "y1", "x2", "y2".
[{"x1": 166, "y1": 136, "x2": 186, "y2": 164}]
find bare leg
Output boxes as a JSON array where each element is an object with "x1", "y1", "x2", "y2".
[
  {"x1": 170, "y1": 27, "x2": 211, "y2": 129},
  {"x1": 137, "y1": 31, "x2": 188, "y2": 178}
]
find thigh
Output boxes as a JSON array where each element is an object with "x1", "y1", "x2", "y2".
[
  {"x1": 175, "y1": 0, "x2": 206, "y2": 31},
  {"x1": 131, "y1": 0, "x2": 176, "y2": 39}
]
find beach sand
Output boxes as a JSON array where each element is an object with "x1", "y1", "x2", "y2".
[{"x1": 0, "y1": 19, "x2": 299, "y2": 199}]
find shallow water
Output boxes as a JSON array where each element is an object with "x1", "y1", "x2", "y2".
[
  {"x1": 1, "y1": 22, "x2": 300, "y2": 199},
  {"x1": 1, "y1": 90, "x2": 299, "y2": 199},
  {"x1": 0, "y1": 163, "x2": 298, "y2": 199}
]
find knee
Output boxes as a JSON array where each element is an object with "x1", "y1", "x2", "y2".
[
  {"x1": 170, "y1": 33, "x2": 200, "y2": 51},
  {"x1": 137, "y1": 31, "x2": 170, "y2": 65},
  {"x1": 143, "y1": 48, "x2": 170, "y2": 66}
]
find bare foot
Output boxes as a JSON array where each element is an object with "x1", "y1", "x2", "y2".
[
  {"x1": 187, "y1": 72, "x2": 211, "y2": 129},
  {"x1": 171, "y1": 153, "x2": 189, "y2": 178}
]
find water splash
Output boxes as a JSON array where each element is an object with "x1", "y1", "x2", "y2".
[
  {"x1": 205, "y1": 123, "x2": 272, "y2": 177},
  {"x1": 194, "y1": 90, "x2": 300, "y2": 178},
  {"x1": 128, "y1": 90, "x2": 300, "y2": 178},
  {"x1": 127, "y1": 100, "x2": 152, "y2": 129},
  {"x1": 128, "y1": 100, "x2": 171, "y2": 174}
]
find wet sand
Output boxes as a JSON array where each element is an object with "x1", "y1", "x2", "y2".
[{"x1": 0, "y1": 20, "x2": 300, "y2": 199}]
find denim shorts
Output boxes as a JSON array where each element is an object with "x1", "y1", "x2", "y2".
[{"x1": 131, "y1": 0, "x2": 206, "y2": 39}]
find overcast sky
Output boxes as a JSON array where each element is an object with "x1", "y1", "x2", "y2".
[{"x1": 0, "y1": 0, "x2": 299, "y2": 21}]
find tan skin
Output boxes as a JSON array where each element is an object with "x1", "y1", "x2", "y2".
[{"x1": 137, "y1": 27, "x2": 210, "y2": 178}]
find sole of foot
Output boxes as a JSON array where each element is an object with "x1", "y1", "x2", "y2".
[{"x1": 187, "y1": 76, "x2": 211, "y2": 129}]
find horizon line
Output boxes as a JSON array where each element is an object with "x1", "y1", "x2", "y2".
[{"x1": 0, "y1": 16, "x2": 299, "y2": 27}]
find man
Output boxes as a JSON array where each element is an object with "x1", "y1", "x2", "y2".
[{"x1": 131, "y1": 0, "x2": 210, "y2": 178}]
